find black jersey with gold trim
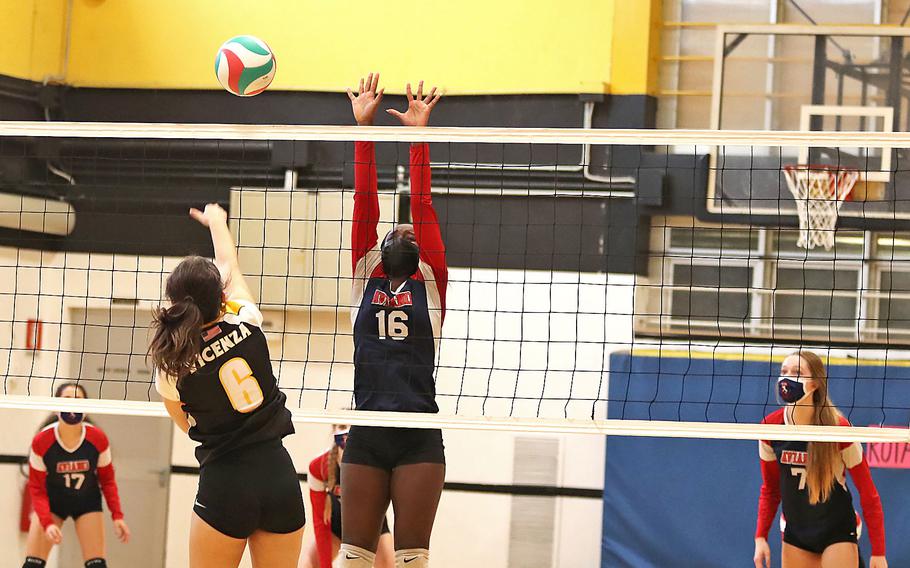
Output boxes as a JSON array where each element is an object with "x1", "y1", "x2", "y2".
[{"x1": 156, "y1": 298, "x2": 293, "y2": 465}]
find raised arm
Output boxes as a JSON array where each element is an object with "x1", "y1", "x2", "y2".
[
  {"x1": 189, "y1": 203, "x2": 254, "y2": 303},
  {"x1": 348, "y1": 73, "x2": 384, "y2": 272},
  {"x1": 410, "y1": 142, "x2": 448, "y2": 305},
  {"x1": 388, "y1": 81, "x2": 448, "y2": 313}
]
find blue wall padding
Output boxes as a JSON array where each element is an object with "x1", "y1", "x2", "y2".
[{"x1": 602, "y1": 351, "x2": 910, "y2": 568}]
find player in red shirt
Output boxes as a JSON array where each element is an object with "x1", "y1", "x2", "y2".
[
  {"x1": 23, "y1": 382, "x2": 130, "y2": 568},
  {"x1": 340, "y1": 73, "x2": 446, "y2": 568},
  {"x1": 754, "y1": 351, "x2": 887, "y2": 568},
  {"x1": 298, "y1": 425, "x2": 393, "y2": 568}
]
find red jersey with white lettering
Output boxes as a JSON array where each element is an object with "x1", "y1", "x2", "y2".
[
  {"x1": 350, "y1": 142, "x2": 447, "y2": 413},
  {"x1": 27, "y1": 422, "x2": 123, "y2": 529},
  {"x1": 756, "y1": 408, "x2": 885, "y2": 556}
]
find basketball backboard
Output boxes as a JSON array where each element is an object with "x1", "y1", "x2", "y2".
[{"x1": 706, "y1": 25, "x2": 910, "y2": 224}]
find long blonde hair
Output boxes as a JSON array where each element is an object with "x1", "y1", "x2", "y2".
[
  {"x1": 792, "y1": 350, "x2": 843, "y2": 505},
  {"x1": 323, "y1": 425, "x2": 347, "y2": 524}
]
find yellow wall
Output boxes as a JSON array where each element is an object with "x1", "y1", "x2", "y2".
[
  {"x1": 0, "y1": 0, "x2": 68, "y2": 82},
  {"x1": 1, "y1": 0, "x2": 662, "y2": 96},
  {"x1": 611, "y1": 0, "x2": 662, "y2": 96}
]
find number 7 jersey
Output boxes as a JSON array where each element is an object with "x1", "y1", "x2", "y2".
[{"x1": 156, "y1": 298, "x2": 294, "y2": 465}]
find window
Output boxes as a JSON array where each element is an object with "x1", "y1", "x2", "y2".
[{"x1": 636, "y1": 220, "x2": 910, "y2": 345}]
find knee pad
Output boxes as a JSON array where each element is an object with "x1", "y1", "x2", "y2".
[
  {"x1": 395, "y1": 548, "x2": 430, "y2": 568},
  {"x1": 338, "y1": 544, "x2": 376, "y2": 568},
  {"x1": 23, "y1": 557, "x2": 47, "y2": 568},
  {"x1": 85, "y1": 559, "x2": 107, "y2": 568}
]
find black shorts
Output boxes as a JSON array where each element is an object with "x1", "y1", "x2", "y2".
[
  {"x1": 329, "y1": 494, "x2": 390, "y2": 539},
  {"x1": 342, "y1": 426, "x2": 445, "y2": 471},
  {"x1": 194, "y1": 439, "x2": 305, "y2": 539},
  {"x1": 783, "y1": 520, "x2": 858, "y2": 555},
  {"x1": 50, "y1": 494, "x2": 102, "y2": 522}
]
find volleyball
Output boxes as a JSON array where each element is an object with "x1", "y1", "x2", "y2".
[{"x1": 214, "y1": 35, "x2": 276, "y2": 97}]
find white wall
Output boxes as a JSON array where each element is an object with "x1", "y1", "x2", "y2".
[
  {"x1": 163, "y1": 426, "x2": 606, "y2": 568},
  {"x1": 0, "y1": 187, "x2": 636, "y2": 567}
]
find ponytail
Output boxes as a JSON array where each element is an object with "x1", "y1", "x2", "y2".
[
  {"x1": 149, "y1": 297, "x2": 205, "y2": 379},
  {"x1": 149, "y1": 256, "x2": 223, "y2": 381}
]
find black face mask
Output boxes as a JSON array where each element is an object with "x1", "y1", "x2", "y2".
[
  {"x1": 59, "y1": 411, "x2": 84, "y2": 425},
  {"x1": 381, "y1": 232, "x2": 420, "y2": 279},
  {"x1": 777, "y1": 377, "x2": 806, "y2": 404},
  {"x1": 334, "y1": 432, "x2": 348, "y2": 449}
]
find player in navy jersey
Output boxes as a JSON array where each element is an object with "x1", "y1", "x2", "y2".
[
  {"x1": 339, "y1": 73, "x2": 446, "y2": 568},
  {"x1": 23, "y1": 382, "x2": 130, "y2": 568},
  {"x1": 299, "y1": 424, "x2": 394, "y2": 568},
  {"x1": 151, "y1": 203, "x2": 305, "y2": 568},
  {"x1": 754, "y1": 351, "x2": 887, "y2": 568}
]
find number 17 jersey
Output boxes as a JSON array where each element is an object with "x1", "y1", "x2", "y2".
[{"x1": 156, "y1": 298, "x2": 294, "y2": 465}]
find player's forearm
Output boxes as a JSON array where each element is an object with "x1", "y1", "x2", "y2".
[
  {"x1": 164, "y1": 398, "x2": 191, "y2": 433},
  {"x1": 27, "y1": 471, "x2": 54, "y2": 528},
  {"x1": 208, "y1": 219, "x2": 240, "y2": 281},
  {"x1": 99, "y1": 467, "x2": 125, "y2": 520}
]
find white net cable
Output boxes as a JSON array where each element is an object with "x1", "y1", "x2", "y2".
[{"x1": 0, "y1": 121, "x2": 907, "y2": 443}]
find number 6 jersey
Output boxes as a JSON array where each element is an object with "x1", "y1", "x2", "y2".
[{"x1": 156, "y1": 298, "x2": 294, "y2": 465}]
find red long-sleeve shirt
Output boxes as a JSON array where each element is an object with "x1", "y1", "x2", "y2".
[
  {"x1": 28, "y1": 422, "x2": 124, "y2": 529},
  {"x1": 351, "y1": 141, "x2": 448, "y2": 320},
  {"x1": 756, "y1": 409, "x2": 885, "y2": 556}
]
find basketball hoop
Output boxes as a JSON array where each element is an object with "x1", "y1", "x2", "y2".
[{"x1": 783, "y1": 165, "x2": 859, "y2": 250}]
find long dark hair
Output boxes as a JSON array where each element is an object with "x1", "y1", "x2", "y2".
[
  {"x1": 38, "y1": 382, "x2": 91, "y2": 430},
  {"x1": 149, "y1": 256, "x2": 223, "y2": 379}
]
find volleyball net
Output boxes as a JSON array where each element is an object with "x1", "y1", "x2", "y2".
[{"x1": 0, "y1": 121, "x2": 908, "y2": 442}]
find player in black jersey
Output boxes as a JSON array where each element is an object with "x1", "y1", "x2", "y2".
[
  {"x1": 339, "y1": 73, "x2": 446, "y2": 568},
  {"x1": 754, "y1": 351, "x2": 886, "y2": 568},
  {"x1": 151, "y1": 203, "x2": 305, "y2": 568}
]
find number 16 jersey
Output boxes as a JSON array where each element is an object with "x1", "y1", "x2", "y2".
[{"x1": 156, "y1": 298, "x2": 294, "y2": 465}]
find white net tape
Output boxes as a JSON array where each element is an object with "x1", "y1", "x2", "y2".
[{"x1": 783, "y1": 165, "x2": 860, "y2": 250}]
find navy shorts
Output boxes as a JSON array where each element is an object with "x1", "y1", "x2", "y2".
[
  {"x1": 342, "y1": 426, "x2": 445, "y2": 471},
  {"x1": 50, "y1": 495, "x2": 103, "y2": 522},
  {"x1": 783, "y1": 520, "x2": 858, "y2": 555},
  {"x1": 194, "y1": 440, "x2": 305, "y2": 539}
]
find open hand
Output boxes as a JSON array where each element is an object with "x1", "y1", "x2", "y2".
[
  {"x1": 347, "y1": 73, "x2": 384, "y2": 126},
  {"x1": 386, "y1": 81, "x2": 441, "y2": 127},
  {"x1": 870, "y1": 556, "x2": 888, "y2": 568}
]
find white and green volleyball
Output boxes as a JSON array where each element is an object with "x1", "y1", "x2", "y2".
[{"x1": 214, "y1": 35, "x2": 276, "y2": 97}]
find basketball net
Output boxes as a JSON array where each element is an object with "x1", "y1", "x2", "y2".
[{"x1": 783, "y1": 165, "x2": 859, "y2": 250}]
